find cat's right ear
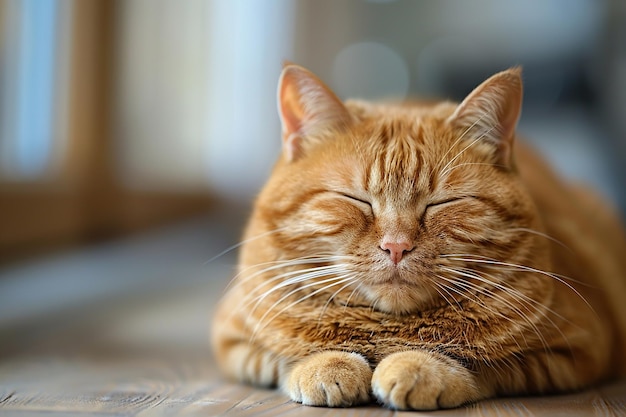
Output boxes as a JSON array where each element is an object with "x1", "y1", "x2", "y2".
[
  {"x1": 278, "y1": 64, "x2": 351, "y2": 161},
  {"x1": 447, "y1": 67, "x2": 523, "y2": 168}
]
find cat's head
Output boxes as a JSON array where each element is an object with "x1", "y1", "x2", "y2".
[{"x1": 247, "y1": 64, "x2": 546, "y2": 315}]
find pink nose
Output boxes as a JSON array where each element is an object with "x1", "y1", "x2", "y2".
[{"x1": 380, "y1": 240, "x2": 414, "y2": 265}]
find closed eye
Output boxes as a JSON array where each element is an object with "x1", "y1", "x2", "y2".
[
  {"x1": 426, "y1": 197, "x2": 465, "y2": 208},
  {"x1": 338, "y1": 192, "x2": 372, "y2": 209}
]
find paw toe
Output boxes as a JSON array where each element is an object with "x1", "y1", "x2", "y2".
[
  {"x1": 372, "y1": 350, "x2": 479, "y2": 410},
  {"x1": 284, "y1": 351, "x2": 372, "y2": 407}
]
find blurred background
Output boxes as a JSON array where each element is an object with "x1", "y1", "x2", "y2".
[{"x1": 0, "y1": 0, "x2": 625, "y2": 318}]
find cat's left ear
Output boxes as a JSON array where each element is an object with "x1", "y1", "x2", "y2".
[
  {"x1": 447, "y1": 67, "x2": 523, "y2": 168},
  {"x1": 278, "y1": 64, "x2": 352, "y2": 161}
]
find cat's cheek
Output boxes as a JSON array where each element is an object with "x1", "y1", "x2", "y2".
[
  {"x1": 424, "y1": 209, "x2": 493, "y2": 246},
  {"x1": 288, "y1": 201, "x2": 370, "y2": 243}
]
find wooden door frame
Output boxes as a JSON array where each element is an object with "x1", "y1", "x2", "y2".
[{"x1": 0, "y1": 0, "x2": 214, "y2": 265}]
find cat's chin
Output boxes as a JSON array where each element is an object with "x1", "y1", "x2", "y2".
[{"x1": 361, "y1": 280, "x2": 434, "y2": 315}]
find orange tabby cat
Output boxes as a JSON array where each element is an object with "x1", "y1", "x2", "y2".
[{"x1": 211, "y1": 64, "x2": 626, "y2": 410}]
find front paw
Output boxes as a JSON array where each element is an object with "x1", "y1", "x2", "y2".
[
  {"x1": 283, "y1": 351, "x2": 372, "y2": 407},
  {"x1": 372, "y1": 350, "x2": 480, "y2": 410}
]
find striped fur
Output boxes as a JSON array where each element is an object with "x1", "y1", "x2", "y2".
[{"x1": 211, "y1": 65, "x2": 626, "y2": 410}]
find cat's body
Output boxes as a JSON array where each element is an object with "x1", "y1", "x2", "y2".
[{"x1": 212, "y1": 65, "x2": 626, "y2": 410}]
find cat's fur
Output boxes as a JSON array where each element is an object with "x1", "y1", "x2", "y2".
[{"x1": 211, "y1": 64, "x2": 626, "y2": 410}]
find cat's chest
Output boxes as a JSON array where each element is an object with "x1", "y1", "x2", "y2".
[{"x1": 264, "y1": 304, "x2": 485, "y2": 364}]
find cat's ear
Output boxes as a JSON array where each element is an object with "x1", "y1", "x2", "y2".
[
  {"x1": 447, "y1": 67, "x2": 523, "y2": 168},
  {"x1": 278, "y1": 64, "x2": 351, "y2": 161}
]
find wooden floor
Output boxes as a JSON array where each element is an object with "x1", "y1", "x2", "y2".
[{"x1": 1, "y1": 212, "x2": 625, "y2": 416}]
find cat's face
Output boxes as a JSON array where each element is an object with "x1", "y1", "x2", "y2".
[{"x1": 251, "y1": 65, "x2": 543, "y2": 315}]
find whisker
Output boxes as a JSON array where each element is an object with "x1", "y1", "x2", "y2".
[
  {"x1": 438, "y1": 272, "x2": 519, "y2": 320},
  {"x1": 222, "y1": 260, "x2": 352, "y2": 323},
  {"x1": 429, "y1": 277, "x2": 464, "y2": 313},
  {"x1": 223, "y1": 254, "x2": 349, "y2": 294},
  {"x1": 449, "y1": 266, "x2": 573, "y2": 325},
  {"x1": 442, "y1": 256, "x2": 591, "y2": 328},
  {"x1": 440, "y1": 268, "x2": 550, "y2": 354},
  {"x1": 507, "y1": 228, "x2": 574, "y2": 253},
  {"x1": 440, "y1": 123, "x2": 497, "y2": 175},
  {"x1": 437, "y1": 110, "x2": 492, "y2": 171},
  {"x1": 442, "y1": 254, "x2": 595, "y2": 313},
  {"x1": 435, "y1": 273, "x2": 528, "y2": 352},
  {"x1": 244, "y1": 265, "x2": 351, "y2": 314},
  {"x1": 316, "y1": 276, "x2": 359, "y2": 327},
  {"x1": 441, "y1": 253, "x2": 590, "y2": 288},
  {"x1": 251, "y1": 275, "x2": 356, "y2": 339},
  {"x1": 455, "y1": 265, "x2": 580, "y2": 353},
  {"x1": 441, "y1": 265, "x2": 575, "y2": 356},
  {"x1": 203, "y1": 226, "x2": 290, "y2": 266},
  {"x1": 442, "y1": 162, "x2": 508, "y2": 177},
  {"x1": 342, "y1": 281, "x2": 366, "y2": 314}
]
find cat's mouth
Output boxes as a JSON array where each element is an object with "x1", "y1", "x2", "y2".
[{"x1": 369, "y1": 271, "x2": 416, "y2": 287}]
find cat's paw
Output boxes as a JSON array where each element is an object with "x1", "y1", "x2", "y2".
[
  {"x1": 283, "y1": 351, "x2": 372, "y2": 407},
  {"x1": 372, "y1": 350, "x2": 480, "y2": 410}
]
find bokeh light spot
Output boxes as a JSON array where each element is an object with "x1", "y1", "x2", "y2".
[{"x1": 331, "y1": 41, "x2": 410, "y2": 100}]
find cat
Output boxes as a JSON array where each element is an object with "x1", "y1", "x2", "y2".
[{"x1": 211, "y1": 63, "x2": 626, "y2": 410}]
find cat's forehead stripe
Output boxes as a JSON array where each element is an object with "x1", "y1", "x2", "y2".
[{"x1": 362, "y1": 120, "x2": 431, "y2": 198}]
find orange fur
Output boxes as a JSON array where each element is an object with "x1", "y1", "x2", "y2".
[{"x1": 211, "y1": 64, "x2": 626, "y2": 410}]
